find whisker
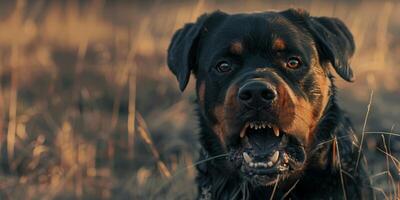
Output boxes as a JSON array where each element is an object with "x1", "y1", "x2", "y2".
[
  {"x1": 314, "y1": 135, "x2": 351, "y2": 147},
  {"x1": 334, "y1": 136, "x2": 348, "y2": 200},
  {"x1": 180, "y1": 153, "x2": 229, "y2": 173},
  {"x1": 281, "y1": 179, "x2": 300, "y2": 200},
  {"x1": 365, "y1": 131, "x2": 400, "y2": 137},
  {"x1": 269, "y1": 175, "x2": 280, "y2": 200}
]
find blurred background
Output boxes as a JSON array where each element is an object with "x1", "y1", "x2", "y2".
[{"x1": 0, "y1": 0, "x2": 399, "y2": 199}]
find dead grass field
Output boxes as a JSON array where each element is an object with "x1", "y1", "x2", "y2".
[{"x1": 0, "y1": 0, "x2": 399, "y2": 199}]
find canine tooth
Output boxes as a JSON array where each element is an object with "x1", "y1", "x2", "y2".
[
  {"x1": 240, "y1": 123, "x2": 249, "y2": 138},
  {"x1": 273, "y1": 126, "x2": 280, "y2": 137},
  {"x1": 243, "y1": 152, "x2": 252, "y2": 163},
  {"x1": 271, "y1": 151, "x2": 279, "y2": 164},
  {"x1": 267, "y1": 161, "x2": 273, "y2": 167}
]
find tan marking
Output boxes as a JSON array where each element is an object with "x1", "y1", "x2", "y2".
[
  {"x1": 272, "y1": 38, "x2": 286, "y2": 51},
  {"x1": 212, "y1": 105, "x2": 226, "y2": 146},
  {"x1": 289, "y1": 98, "x2": 314, "y2": 146},
  {"x1": 332, "y1": 137, "x2": 338, "y2": 167},
  {"x1": 300, "y1": 47, "x2": 332, "y2": 146},
  {"x1": 230, "y1": 41, "x2": 243, "y2": 55},
  {"x1": 224, "y1": 85, "x2": 240, "y2": 110},
  {"x1": 211, "y1": 84, "x2": 241, "y2": 147},
  {"x1": 314, "y1": 71, "x2": 331, "y2": 119},
  {"x1": 276, "y1": 84, "x2": 296, "y2": 129},
  {"x1": 198, "y1": 81, "x2": 206, "y2": 109},
  {"x1": 274, "y1": 72, "x2": 316, "y2": 147}
]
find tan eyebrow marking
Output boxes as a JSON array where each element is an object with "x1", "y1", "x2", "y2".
[
  {"x1": 230, "y1": 41, "x2": 243, "y2": 55},
  {"x1": 272, "y1": 38, "x2": 286, "y2": 51}
]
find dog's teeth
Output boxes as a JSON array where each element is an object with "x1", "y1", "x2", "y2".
[
  {"x1": 267, "y1": 124, "x2": 271, "y2": 128},
  {"x1": 243, "y1": 152, "x2": 252, "y2": 163},
  {"x1": 249, "y1": 162, "x2": 255, "y2": 167},
  {"x1": 273, "y1": 126, "x2": 280, "y2": 137},
  {"x1": 283, "y1": 153, "x2": 289, "y2": 164},
  {"x1": 240, "y1": 123, "x2": 249, "y2": 138},
  {"x1": 240, "y1": 131, "x2": 245, "y2": 138},
  {"x1": 262, "y1": 124, "x2": 266, "y2": 129},
  {"x1": 271, "y1": 151, "x2": 279, "y2": 164},
  {"x1": 250, "y1": 123, "x2": 254, "y2": 129},
  {"x1": 260, "y1": 163, "x2": 267, "y2": 168},
  {"x1": 267, "y1": 161, "x2": 273, "y2": 167}
]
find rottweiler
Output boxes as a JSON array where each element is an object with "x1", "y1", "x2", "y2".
[{"x1": 167, "y1": 8, "x2": 374, "y2": 200}]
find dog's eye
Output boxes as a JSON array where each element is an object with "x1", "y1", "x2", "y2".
[
  {"x1": 286, "y1": 57, "x2": 302, "y2": 69},
  {"x1": 216, "y1": 61, "x2": 232, "y2": 73}
]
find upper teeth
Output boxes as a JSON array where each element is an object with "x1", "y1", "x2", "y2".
[
  {"x1": 273, "y1": 126, "x2": 280, "y2": 137},
  {"x1": 249, "y1": 121, "x2": 271, "y2": 130},
  {"x1": 246, "y1": 121, "x2": 280, "y2": 137}
]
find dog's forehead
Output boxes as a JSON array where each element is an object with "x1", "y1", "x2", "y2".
[
  {"x1": 202, "y1": 12, "x2": 309, "y2": 56},
  {"x1": 217, "y1": 13, "x2": 295, "y2": 39}
]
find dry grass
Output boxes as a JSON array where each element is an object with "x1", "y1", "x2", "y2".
[{"x1": 0, "y1": 0, "x2": 399, "y2": 199}]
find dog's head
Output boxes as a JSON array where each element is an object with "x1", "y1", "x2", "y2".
[{"x1": 167, "y1": 9, "x2": 355, "y2": 186}]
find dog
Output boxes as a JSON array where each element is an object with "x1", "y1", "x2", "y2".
[{"x1": 167, "y1": 8, "x2": 374, "y2": 200}]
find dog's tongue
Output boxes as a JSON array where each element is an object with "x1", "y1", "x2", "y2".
[{"x1": 245, "y1": 129, "x2": 281, "y2": 159}]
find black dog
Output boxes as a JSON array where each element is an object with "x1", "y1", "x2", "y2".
[{"x1": 167, "y1": 9, "x2": 373, "y2": 200}]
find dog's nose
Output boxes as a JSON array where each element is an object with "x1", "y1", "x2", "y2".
[{"x1": 238, "y1": 81, "x2": 277, "y2": 108}]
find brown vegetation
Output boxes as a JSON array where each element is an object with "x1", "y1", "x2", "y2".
[{"x1": 0, "y1": 0, "x2": 399, "y2": 199}]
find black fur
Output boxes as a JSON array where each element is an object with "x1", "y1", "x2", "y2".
[{"x1": 167, "y1": 8, "x2": 373, "y2": 200}]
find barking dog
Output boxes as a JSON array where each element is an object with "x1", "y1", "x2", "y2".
[{"x1": 167, "y1": 9, "x2": 373, "y2": 200}]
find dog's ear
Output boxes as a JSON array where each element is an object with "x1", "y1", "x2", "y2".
[
  {"x1": 167, "y1": 11, "x2": 226, "y2": 91},
  {"x1": 281, "y1": 9, "x2": 355, "y2": 82}
]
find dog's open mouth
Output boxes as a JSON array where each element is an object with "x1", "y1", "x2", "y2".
[{"x1": 230, "y1": 121, "x2": 306, "y2": 185}]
